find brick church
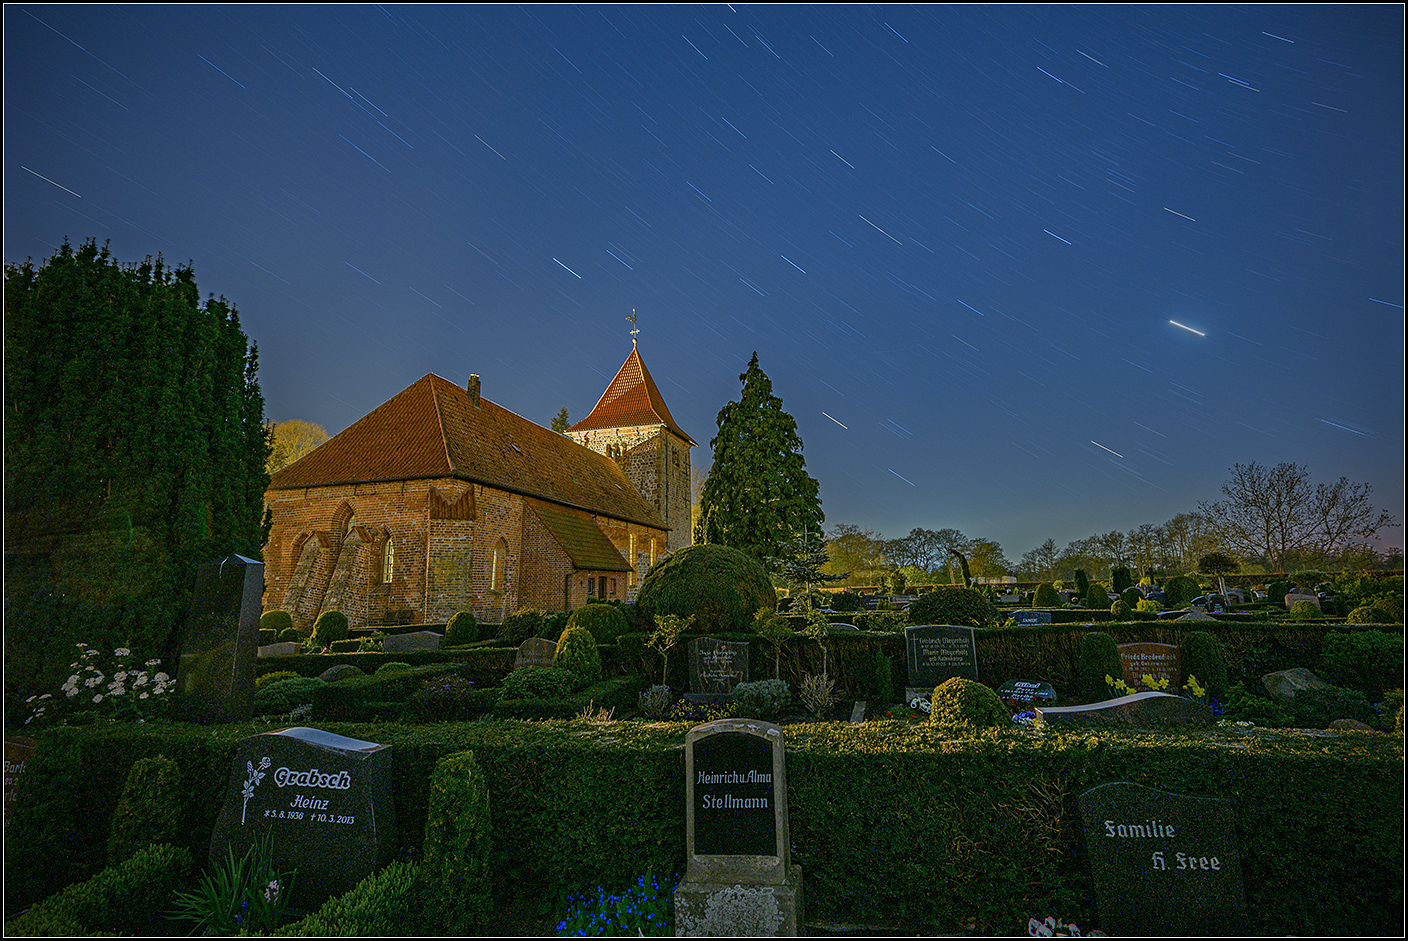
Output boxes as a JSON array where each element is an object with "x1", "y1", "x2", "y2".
[{"x1": 262, "y1": 340, "x2": 695, "y2": 630}]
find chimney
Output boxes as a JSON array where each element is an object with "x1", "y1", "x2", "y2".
[{"x1": 467, "y1": 374, "x2": 480, "y2": 407}]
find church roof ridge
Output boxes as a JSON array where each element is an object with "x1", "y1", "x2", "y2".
[
  {"x1": 269, "y1": 373, "x2": 665, "y2": 529},
  {"x1": 567, "y1": 343, "x2": 697, "y2": 445}
]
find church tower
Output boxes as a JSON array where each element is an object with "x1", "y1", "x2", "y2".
[{"x1": 567, "y1": 340, "x2": 696, "y2": 562}]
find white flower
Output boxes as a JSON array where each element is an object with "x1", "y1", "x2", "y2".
[
  {"x1": 146, "y1": 659, "x2": 161, "y2": 668},
  {"x1": 114, "y1": 648, "x2": 131, "y2": 657},
  {"x1": 66, "y1": 688, "x2": 80, "y2": 699},
  {"x1": 92, "y1": 694, "x2": 104, "y2": 704},
  {"x1": 153, "y1": 672, "x2": 170, "y2": 683},
  {"x1": 139, "y1": 692, "x2": 150, "y2": 700},
  {"x1": 133, "y1": 673, "x2": 150, "y2": 688}
]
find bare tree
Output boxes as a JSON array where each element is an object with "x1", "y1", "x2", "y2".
[
  {"x1": 1126, "y1": 523, "x2": 1163, "y2": 578},
  {"x1": 1199, "y1": 462, "x2": 1397, "y2": 570}
]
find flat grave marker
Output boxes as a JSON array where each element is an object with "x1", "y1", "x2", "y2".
[
  {"x1": 1009, "y1": 610, "x2": 1052, "y2": 626},
  {"x1": 997, "y1": 679, "x2": 1057, "y2": 710},
  {"x1": 1079, "y1": 781, "x2": 1247, "y2": 935}
]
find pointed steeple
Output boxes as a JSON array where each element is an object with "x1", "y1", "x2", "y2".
[{"x1": 568, "y1": 343, "x2": 696, "y2": 446}]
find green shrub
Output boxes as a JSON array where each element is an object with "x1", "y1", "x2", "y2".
[
  {"x1": 928, "y1": 677, "x2": 1008, "y2": 733},
  {"x1": 445, "y1": 610, "x2": 479, "y2": 646},
  {"x1": 830, "y1": 590, "x2": 863, "y2": 612},
  {"x1": 1076, "y1": 632, "x2": 1122, "y2": 702},
  {"x1": 6, "y1": 842, "x2": 192, "y2": 937},
  {"x1": 552, "y1": 626, "x2": 603, "y2": 689},
  {"x1": 731, "y1": 679, "x2": 791, "y2": 719},
  {"x1": 261, "y1": 610, "x2": 294, "y2": 635},
  {"x1": 868, "y1": 648, "x2": 893, "y2": 703},
  {"x1": 1135, "y1": 598, "x2": 1163, "y2": 614},
  {"x1": 566, "y1": 604, "x2": 630, "y2": 644},
  {"x1": 1223, "y1": 682, "x2": 1294, "y2": 727},
  {"x1": 500, "y1": 608, "x2": 550, "y2": 645},
  {"x1": 1291, "y1": 685, "x2": 1377, "y2": 729},
  {"x1": 1109, "y1": 599, "x2": 1130, "y2": 619},
  {"x1": 1267, "y1": 580, "x2": 1291, "y2": 608},
  {"x1": 1319, "y1": 631, "x2": 1405, "y2": 701},
  {"x1": 1179, "y1": 632, "x2": 1229, "y2": 700},
  {"x1": 1288, "y1": 600, "x2": 1322, "y2": 620},
  {"x1": 500, "y1": 665, "x2": 579, "y2": 701},
  {"x1": 1111, "y1": 566, "x2": 1133, "y2": 595},
  {"x1": 1162, "y1": 575, "x2": 1201, "y2": 606},
  {"x1": 1031, "y1": 583, "x2": 1062, "y2": 608},
  {"x1": 107, "y1": 756, "x2": 183, "y2": 867},
  {"x1": 1120, "y1": 586, "x2": 1143, "y2": 609},
  {"x1": 637, "y1": 684, "x2": 674, "y2": 719},
  {"x1": 311, "y1": 611, "x2": 350, "y2": 647},
  {"x1": 404, "y1": 673, "x2": 498, "y2": 723},
  {"x1": 854, "y1": 610, "x2": 908, "y2": 632},
  {"x1": 907, "y1": 587, "x2": 1001, "y2": 629},
  {"x1": 253, "y1": 676, "x2": 327, "y2": 715},
  {"x1": 1346, "y1": 605, "x2": 1395, "y2": 624},
  {"x1": 1083, "y1": 583, "x2": 1110, "y2": 609},
  {"x1": 633, "y1": 544, "x2": 775, "y2": 634},
  {"x1": 257, "y1": 669, "x2": 302, "y2": 690},
  {"x1": 376, "y1": 661, "x2": 413, "y2": 674},
  {"x1": 282, "y1": 861, "x2": 427, "y2": 936},
  {"x1": 1072, "y1": 569, "x2": 1090, "y2": 598},
  {"x1": 421, "y1": 750, "x2": 491, "y2": 934},
  {"x1": 278, "y1": 627, "x2": 303, "y2": 643}
]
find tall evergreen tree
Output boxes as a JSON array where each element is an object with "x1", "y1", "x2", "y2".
[
  {"x1": 4, "y1": 240, "x2": 271, "y2": 719},
  {"x1": 695, "y1": 352, "x2": 823, "y2": 570}
]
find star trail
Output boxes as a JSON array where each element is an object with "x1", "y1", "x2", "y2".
[{"x1": 4, "y1": 5, "x2": 1403, "y2": 557}]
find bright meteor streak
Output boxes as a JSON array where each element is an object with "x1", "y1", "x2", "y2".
[
  {"x1": 822, "y1": 411, "x2": 848, "y2": 429},
  {"x1": 1169, "y1": 320, "x2": 1205, "y2": 336},
  {"x1": 1091, "y1": 441, "x2": 1124, "y2": 458}
]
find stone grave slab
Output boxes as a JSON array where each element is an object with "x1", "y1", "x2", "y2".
[
  {"x1": 904, "y1": 625, "x2": 978, "y2": 703},
  {"x1": 1079, "y1": 781, "x2": 1247, "y2": 935},
  {"x1": 258, "y1": 641, "x2": 301, "y2": 659},
  {"x1": 1118, "y1": 642, "x2": 1182, "y2": 690},
  {"x1": 687, "y1": 638, "x2": 750, "y2": 702},
  {"x1": 174, "y1": 555, "x2": 264, "y2": 723},
  {"x1": 1037, "y1": 691, "x2": 1214, "y2": 729},
  {"x1": 1009, "y1": 610, "x2": 1052, "y2": 626},
  {"x1": 513, "y1": 636, "x2": 558, "y2": 670},
  {"x1": 1284, "y1": 592, "x2": 1320, "y2": 611},
  {"x1": 210, "y1": 726, "x2": 394, "y2": 913},
  {"x1": 382, "y1": 630, "x2": 443, "y2": 653},
  {"x1": 1261, "y1": 666, "x2": 1332, "y2": 705},
  {"x1": 675, "y1": 718, "x2": 801, "y2": 936},
  {"x1": 4, "y1": 736, "x2": 37, "y2": 828},
  {"x1": 996, "y1": 680, "x2": 1057, "y2": 711}
]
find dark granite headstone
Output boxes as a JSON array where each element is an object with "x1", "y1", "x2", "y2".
[
  {"x1": 1119, "y1": 642, "x2": 1182, "y2": 690},
  {"x1": 382, "y1": 630, "x2": 442, "y2": 653},
  {"x1": 513, "y1": 637, "x2": 557, "y2": 670},
  {"x1": 676, "y1": 719, "x2": 801, "y2": 934},
  {"x1": 1037, "y1": 691, "x2": 1214, "y2": 729},
  {"x1": 1079, "y1": 781, "x2": 1247, "y2": 935},
  {"x1": 688, "y1": 638, "x2": 750, "y2": 700},
  {"x1": 210, "y1": 727, "x2": 394, "y2": 912},
  {"x1": 175, "y1": 555, "x2": 264, "y2": 723},
  {"x1": 1009, "y1": 610, "x2": 1052, "y2": 626},
  {"x1": 997, "y1": 680, "x2": 1057, "y2": 708},
  {"x1": 4, "y1": 736, "x2": 37, "y2": 828},
  {"x1": 904, "y1": 625, "x2": 978, "y2": 701}
]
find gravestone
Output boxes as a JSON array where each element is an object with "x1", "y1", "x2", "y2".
[
  {"x1": 4, "y1": 736, "x2": 37, "y2": 828},
  {"x1": 174, "y1": 555, "x2": 264, "y2": 723},
  {"x1": 258, "y1": 641, "x2": 301, "y2": 659},
  {"x1": 513, "y1": 636, "x2": 557, "y2": 670},
  {"x1": 675, "y1": 719, "x2": 802, "y2": 936},
  {"x1": 1036, "y1": 691, "x2": 1214, "y2": 729},
  {"x1": 1009, "y1": 610, "x2": 1052, "y2": 626},
  {"x1": 1284, "y1": 592, "x2": 1320, "y2": 611},
  {"x1": 904, "y1": 625, "x2": 978, "y2": 704},
  {"x1": 997, "y1": 680, "x2": 1057, "y2": 710},
  {"x1": 382, "y1": 630, "x2": 442, "y2": 653},
  {"x1": 998, "y1": 593, "x2": 1022, "y2": 604},
  {"x1": 1261, "y1": 666, "x2": 1332, "y2": 705},
  {"x1": 1118, "y1": 642, "x2": 1182, "y2": 690},
  {"x1": 1079, "y1": 781, "x2": 1247, "y2": 934},
  {"x1": 210, "y1": 726, "x2": 394, "y2": 913},
  {"x1": 688, "y1": 638, "x2": 750, "y2": 701}
]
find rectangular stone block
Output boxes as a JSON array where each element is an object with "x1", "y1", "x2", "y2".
[{"x1": 175, "y1": 555, "x2": 264, "y2": 723}]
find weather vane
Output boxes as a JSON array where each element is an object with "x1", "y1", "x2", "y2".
[{"x1": 627, "y1": 308, "x2": 639, "y2": 344}]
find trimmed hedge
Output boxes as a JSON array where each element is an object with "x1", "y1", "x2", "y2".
[
  {"x1": 279, "y1": 861, "x2": 427, "y2": 936},
  {"x1": 5, "y1": 842, "x2": 192, "y2": 936},
  {"x1": 107, "y1": 755, "x2": 184, "y2": 867},
  {"x1": 422, "y1": 751, "x2": 492, "y2": 933},
  {"x1": 6, "y1": 721, "x2": 1400, "y2": 935}
]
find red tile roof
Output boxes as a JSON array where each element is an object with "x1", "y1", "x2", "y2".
[
  {"x1": 269, "y1": 374, "x2": 666, "y2": 529},
  {"x1": 568, "y1": 342, "x2": 696, "y2": 445}
]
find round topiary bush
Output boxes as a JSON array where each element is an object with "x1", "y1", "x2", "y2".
[
  {"x1": 260, "y1": 610, "x2": 294, "y2": 635},
  {"x1": 1135, "y1": 598, "x2": 1163, "y2": 614},
  {"x1": 1162, "y1": 575, "x2": 1201, "y2": 606},
  {"x1": 446, "y1": 611, "x2": 479, "y2": 646},
  {"x1": 500, "y1": 608, "x2": 549, "y2": 645},
  {"x1": 927, "y1": 677, "x2": 1009, "y2": 732},
  {"x1": 907, "y1": 587, "x2": 1001, "y2": 629},
  {"x1": 277, "y1": 627, "x2": 303, "y2": 643},
  {"x1": 565, "y1": 604, "x2": 629, "y2": 644},
  {"x1": 552, "y1": 625, "x2": 602, "y2": 690},
  {"x1": 1084, "y1": 583, "x2": 1111, "y2": 609},
  {"x1": 256, "y1": 670, "x2": 302, "y2": 690},
  {"x1": 633, "y1": 544, "x2": 775, "y2": 634},
  {"x1": 1179, "y1": 631, "x2": 1229, "y2": 699},
  {"x1": 1288, "y1": 600, "x2": 1322, "y2": 620},
  {"x1": 1346, "y1": 605, "x2": 1395, "y2": 624},
  {"x1": 1077, "y1": 632, "x2": 1122, "y2": 701},
  {"x1": 310, "y1": 610, "x2": 349, "y2": 648},
  {"x1": 1121, "y1": 586, "x2": 1144, "y2": 609},
  {"x1": 1109, "y1": 599, "x2": 1131, "y2": 619},
  {"x1": 253, "y1": 676, "x2": 327, "y2": 715},
  {"x1": 1032, "y1": 583, "x2": 1062, "y2": 608}
]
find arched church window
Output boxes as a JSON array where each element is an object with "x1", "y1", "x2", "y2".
[
  {"x1": 491, "y1": 537, "x2": 508, "y2": 591},
  {"x1": 382, "y1": 538, "x2": 395, "y2": 584}
]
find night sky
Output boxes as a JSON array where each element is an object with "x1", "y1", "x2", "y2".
[{"x1": 5, "y1": 5, "x2": 1404, "y2": 560}]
